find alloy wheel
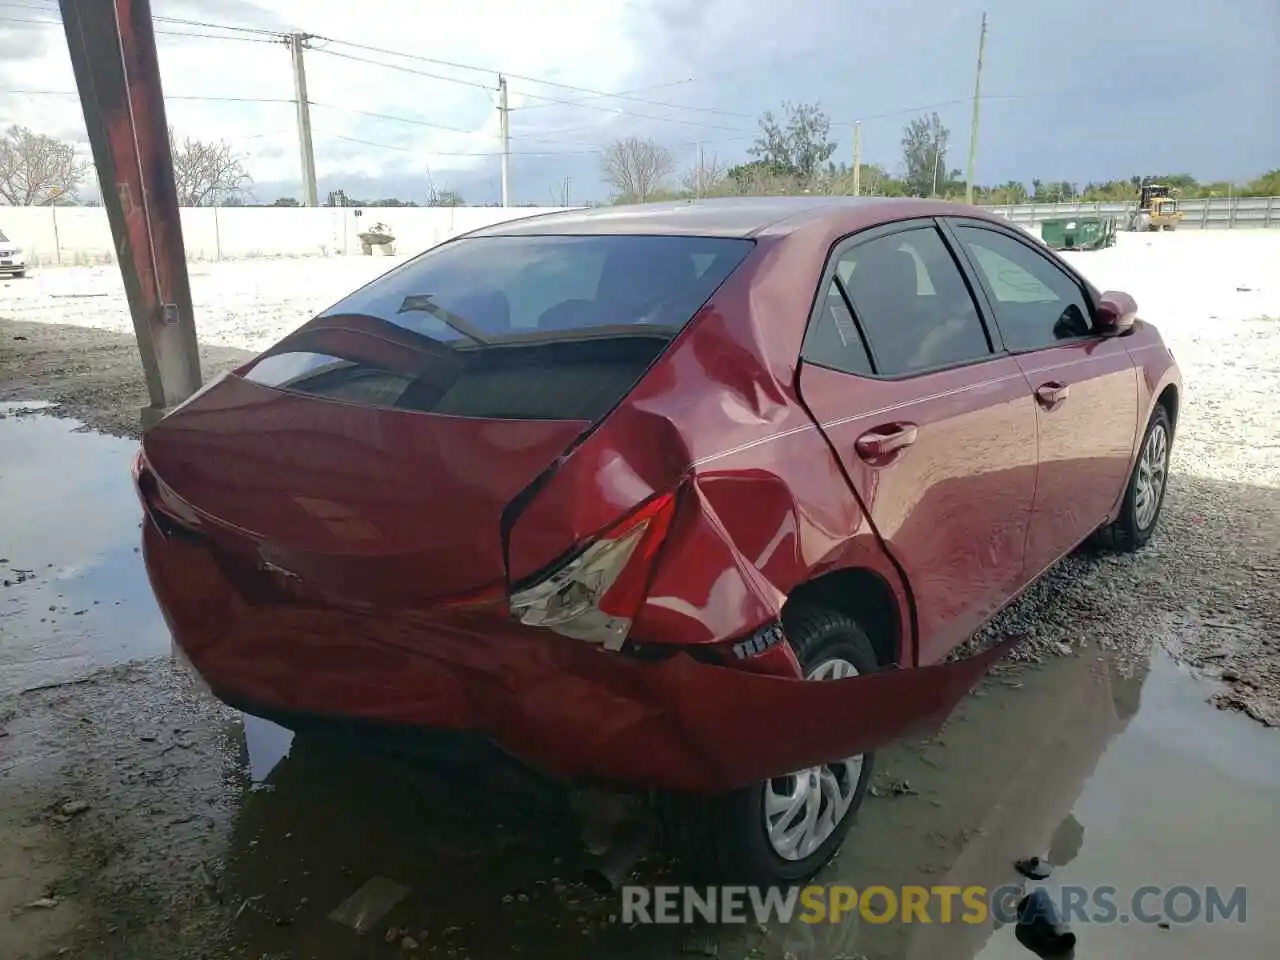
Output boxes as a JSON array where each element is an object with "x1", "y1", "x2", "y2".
[{"x1": 1133, "y1": 422, "x2": 1169, "y2": 531}]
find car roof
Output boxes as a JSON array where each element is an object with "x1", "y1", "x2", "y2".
[{"x1": 465, "y1": 196, "x2": 985, "y2": 239}]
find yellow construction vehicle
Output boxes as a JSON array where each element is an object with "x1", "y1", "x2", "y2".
[{"x1": 1130, "y1": 182, "x2": 1183, "y2": 231}]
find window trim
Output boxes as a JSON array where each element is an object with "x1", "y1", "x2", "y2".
[
  {"x1": 799, "y1": 217, "x2": 1006, "y2": 382},
  {"x1": 938, "y1": 217, "x2": 1105, "y2": 354}
]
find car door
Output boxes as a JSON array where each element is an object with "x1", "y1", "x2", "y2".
[
  {"x1": 796, "y1": 220, "x2": 1039, "y2": 666},
  {"x1": 945, "y1": 219, "x2": 1138, "y2": 578}
]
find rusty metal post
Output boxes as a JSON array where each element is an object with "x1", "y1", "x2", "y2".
[{"x1": 59, "y1": 0, "x2": 202, "y2": 430}]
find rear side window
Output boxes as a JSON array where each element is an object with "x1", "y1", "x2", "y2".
[
  {"x1": 245, "y1": 235, "x2": 753, "y2": 421},
  {"x1": 837, "y1": 227, "x2": 991, "y2": 376},
  {"x1": 953, "y1": 226, "x2": 1094, "y2": 350},
  {"x1": 801, "y1": 279, "x2": 873, "y2": 376}
]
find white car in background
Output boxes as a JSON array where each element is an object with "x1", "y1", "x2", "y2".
[{"x1": 0, "y1": 228, "x2": 27, "y2": 277}]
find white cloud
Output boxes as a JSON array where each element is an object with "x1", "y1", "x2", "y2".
[
  {"x1": 1, "y1": 0, "x2": 1275, "y2": 200},
  {"x1": 0, "y1": 0, "x2": 649, "y2": 188}
]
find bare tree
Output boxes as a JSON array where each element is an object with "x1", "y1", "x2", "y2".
[
  {"x1": 169, "y1": 130, "x2": 252, "y2": 206},
  {"x1": 428, "y1": 188, "x2": 464, "y2": 207},
  {"x1": 600, "y1": 136, "x2": 674, "y2": 203},
  {"x1": 681, "y1": 151, "x2": 727, "y2": 197},
  {"x1": 0, "y1": 125, "x2": 90, "y2": 205}
]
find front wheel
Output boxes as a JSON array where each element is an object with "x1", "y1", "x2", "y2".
[
  {"x1": 1095, "y1": 406, "x2": 1172, "y2": 551},
  {"x1": 661, "y1": 606, "x2": 878, "y2": 884}
]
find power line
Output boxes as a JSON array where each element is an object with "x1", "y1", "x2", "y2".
[
  {"x1": 150, "y1": 14, "x2": 283, "y2": 38},
  {"x1": 311, "y1": 33, "x2": 755, "y2": 121},
  {"x1": 307, "y1": 47, "x2": 500, "y2": 93},
  {"x1": 307, "y1": 46, "x2": 756, "y2": 135},
  {"x1": 507, "y1": 76, "x2": 699, "y2": 114},
  {"x1": 0, "y1": 13, "x2": 284, "y2": 43},
  {"x1": 1, "y1": 6, "x2": 987, "y2": 145},
  {"x1": 325, "y1": 132, "x2": 600, "y2": 158},
  {"x1": 152, "y1": 29, "x2": 282, "y2": 44},
  {"x1": 309, "y1": 101, "x2": 606, "y2": 147},
  {"x1": 309, "y1": 101, "x2": 475, "y2": 135},
  {"x1": 0, "y1": 88, "x2": 295, "y2": 104},
  {"x1": 689, "y1": 93, "x2": 1045, "y2": 150},
  {"x1": 2, "y1": 2, "x2": 285, "y2": 37}
]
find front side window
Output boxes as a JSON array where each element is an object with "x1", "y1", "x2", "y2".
[
  {"x1": 837, "y1": 227, "x2": 991, "y2": 376},
  {"x1": 954, "y1": 226, "x2": 1094, "y2": 351},
  {"x1": 244, "y1": 234, "x2": 753, "y2": 421}
]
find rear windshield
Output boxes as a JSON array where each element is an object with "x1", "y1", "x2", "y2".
[{"x1": 245, "y1": 234, "x2": 753, "y2": 421}]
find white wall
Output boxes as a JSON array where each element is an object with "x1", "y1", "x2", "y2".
[{"x1": 0, "y1": 205, "x2": 575, "y2": 267}]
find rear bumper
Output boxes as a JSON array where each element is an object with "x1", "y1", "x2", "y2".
[{"x1": 143, "y1": 519, "x2": 1015, "y2": 794}]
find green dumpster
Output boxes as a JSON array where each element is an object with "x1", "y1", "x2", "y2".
[{"x1": 1038, "y1": 216, "x2": 1117, "y2": 251}]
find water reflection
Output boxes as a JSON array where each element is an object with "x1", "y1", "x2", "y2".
[
  {"x1": 0, "y1": 404, "x2": 169, "y2": 695},
  {"x1": 6, "y1": 407, "x2": 1277, "y2": 959}
]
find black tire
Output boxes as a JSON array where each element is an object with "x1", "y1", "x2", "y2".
[
  {"x1": 660, "y1": 605, "x2": 879, "y2": 884},
  {"x1": 1094, "y1": 405, "x2": 1172, "y2": 552}
]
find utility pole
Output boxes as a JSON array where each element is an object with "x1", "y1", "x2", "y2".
[
  {"x1": 59, "y1": 0, "x2": 202, "y2": 427},
  {"x1": 696, "y1": 142, "x2": 704, "y2": 199},
  {"x1": 852, "y1": 121, "x2": 862, "y2": 196},
  {"x1": 289, "y1": 32, "x2": 318, "y2": 207},
  {"x1": 498, "y1": 75, "x2": 510, "y2": 208},
  {"x1": 965, "y1": 11, "x2": 988, "y2": 205}
]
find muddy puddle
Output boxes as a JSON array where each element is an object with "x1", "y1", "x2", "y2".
[
  {"x1": 0, "y1": 403, "x2": 169, "y2": 696},
  {"x1": 2, "y1": 406, "x2": 1278, "y2": 960}
]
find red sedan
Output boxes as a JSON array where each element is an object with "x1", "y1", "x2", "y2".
[{"x1": 136, "y1": 198, "x2": 1180, "y2": 883}]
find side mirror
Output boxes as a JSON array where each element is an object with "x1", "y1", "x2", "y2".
[{"x1": 1095, "y1": 290, "x2": 1137, "y2": 336}]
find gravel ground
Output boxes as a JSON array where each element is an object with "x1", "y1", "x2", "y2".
[{"x1": 2, "y1": 233, "x2": 1278, "y2": 959}]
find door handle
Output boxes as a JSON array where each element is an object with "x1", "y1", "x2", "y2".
[
  {"x1": 855, "y1": 423, "x2": 918, "y2": 461},
  {"x1": 1035, "y1": 381, "x2": 1070, "y2": 409}
]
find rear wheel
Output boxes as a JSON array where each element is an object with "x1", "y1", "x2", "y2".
[
  {"x1": 661, "y1": 606, "x2": 878, "y2": 883},
  {"x1": 1095, "y1": 405, "x2": 1172, "y2": 552}
]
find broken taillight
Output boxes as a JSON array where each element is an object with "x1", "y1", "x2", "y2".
[{"x1": 508, "y1": 492, "x2": 678, "y2": 651}]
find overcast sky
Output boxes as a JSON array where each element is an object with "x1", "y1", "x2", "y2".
[{"x1": 0, "y1": 0, "x2": 1276, "y2": 205}]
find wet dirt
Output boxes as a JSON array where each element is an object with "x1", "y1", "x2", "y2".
[
  {"x1": 0, "y1": 317, "x2": 251, "y2": 439},
  {"x1": 1, "y1": 322, "x2": 1279, "y2": 958}
]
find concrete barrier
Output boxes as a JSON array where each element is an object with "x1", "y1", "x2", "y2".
[{"x1": 0, "y1": 205, "x2": 576, "y2": 267}]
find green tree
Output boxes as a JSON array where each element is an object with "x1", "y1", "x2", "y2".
[
  {"x1": 900, "y1": 113, "x2": 949, "y2": 197},
  {"x1": 748, "y1": 102, "x2": 836, "y2": 180},
  {"x1": 1243, "y1": 170, "x2": 1280, "y2": 196},
  {"x1": 1031, "y1": 179, "x2": 1076, "y2": 203}
]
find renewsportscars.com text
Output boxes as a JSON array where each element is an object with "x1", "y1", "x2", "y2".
[{"x1": 621, "y1": 884, "x2": 1248, "y2": 926}]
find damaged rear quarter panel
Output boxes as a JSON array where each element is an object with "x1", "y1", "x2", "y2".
[{"x1": 509, "y1": 227, "x2": 916, "y2": 658}]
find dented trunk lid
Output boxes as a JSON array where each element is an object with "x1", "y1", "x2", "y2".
[{"x1": 141, "y1": 234, "x2": 755, "y2": 605}]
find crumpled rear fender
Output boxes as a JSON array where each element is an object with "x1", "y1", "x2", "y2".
[
  {"x1": 588, "y1": 636, "x2": 1018, "y2": 792},
  {"x1": 480, "y1": 632, "x2": 1018, "y2": 792},
  {"x1": 145, "y1": 517, "x2": 1016, "y2": 793}
]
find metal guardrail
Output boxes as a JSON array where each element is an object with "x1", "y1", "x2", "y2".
[{"x1": 980, "y1": 196, "x2": 1278, "y2": 229}]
